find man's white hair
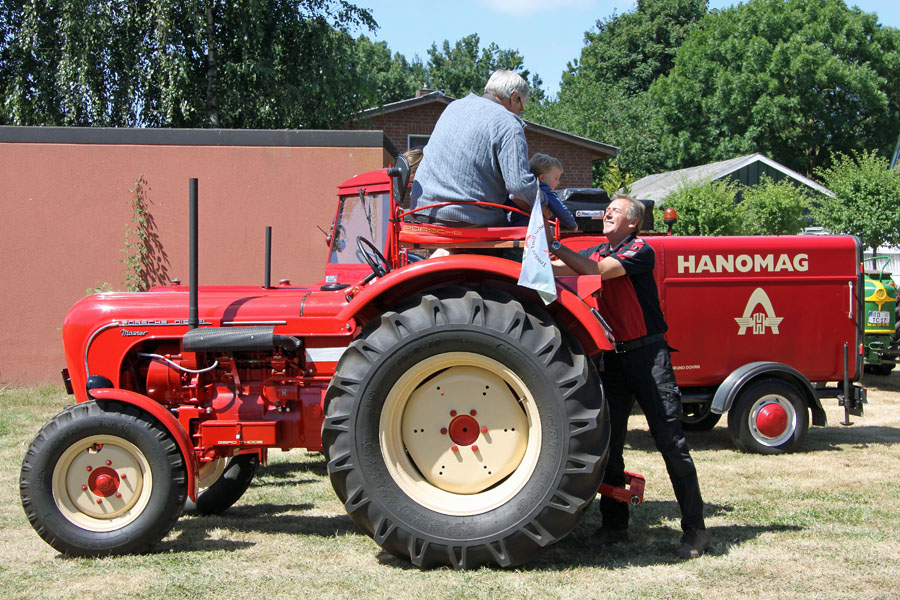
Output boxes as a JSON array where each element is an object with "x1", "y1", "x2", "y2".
[{"x1": 484, "y1": 70, "x2": 530, "y2": 102}]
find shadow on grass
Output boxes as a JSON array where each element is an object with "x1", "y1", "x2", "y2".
[
  {"x1": 372, "y1": 501, "x2": 799, "y2": 571},
  {"x1": 158, "y1": 502, "x2": 358, "y2": 554}
]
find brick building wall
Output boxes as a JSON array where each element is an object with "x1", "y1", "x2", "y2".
[{"x1": 365, "y1": 100, "x2": 606, "y2": 189}]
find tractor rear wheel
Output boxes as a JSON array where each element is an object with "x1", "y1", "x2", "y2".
[
  {"x1": 186, "y1": 453, "x2": 259, "y2": 515},
  {"x1": 322, "y1": 287, "x2": 609, "y2": 569},
  {"x1": 727, "y1": 379, "x2": 808, "y2": 454},
  {"x1": 19, "y1": 401, "x2": 186, "y2": 556}
]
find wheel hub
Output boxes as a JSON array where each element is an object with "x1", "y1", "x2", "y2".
[
  {"x1": 755, "y1": 402, "x2": 789, "y2": 438},
  {"x1": 88, "y1": 466, "x2": 121, "y2": 497},
  {"x1": 381, "y1": 352, "x2": 541, "y2": 514},
  {"x1": 448, "y1": 413, "x2": 480, "y2": 446},
  {"x1": 53, "y1": 435, "x2": 150, "y2": 530}
]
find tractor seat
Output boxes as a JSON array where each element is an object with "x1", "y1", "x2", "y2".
[{"x1": 397, "y1": 201, "x2": 531, "y2": 249}]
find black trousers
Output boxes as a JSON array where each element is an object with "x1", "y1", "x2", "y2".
[{"x1": 598, "y1": 339, "x2": 705, "y2": 531}]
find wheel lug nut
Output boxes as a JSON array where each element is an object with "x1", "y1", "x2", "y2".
[
  {"x1": 472, "y1": 445, "x2": 479, "y2": 452},
  {"x1": 120, "y1": 474, "x2": 127, "y2": 480},
  {"x1": 440, "y1": 427, "x2": 448, "y2": 435},
  {"x1": 451, "y1": 445, "x2": 459, "y2": 453},
  {"x1": 481, "y1": 426, "x2": 488, "y2": 434},
  {"x1": 470, "y1": 409, "x2": 477, "y2": 416},
  {"x1": 116, "y1": 492, "x2": 122, "y2": 498},
  {"x1": 82, "y1": 485, "x2": 88, "y2": 491},
  {"x1": 450, "y1": 410, "x2": 457, "y2": 417},
  {"x1": 96, "y1": 498, "x2": 103, "y2": 504},
  {"x1": 106, "y1": 460, "x2": 112, "y2": 466},
  {"x1": 86, "y1": 466, "x2": 92, "y2": 472}
]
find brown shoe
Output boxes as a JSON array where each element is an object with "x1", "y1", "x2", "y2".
[
  {"x1": 677, "y1": 528, "x2": 710, "y2": 559},
  {"x1": 585, "y1": 527, "x2": 629, "y2": 549}
]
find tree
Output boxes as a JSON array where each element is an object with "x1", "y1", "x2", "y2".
[
  {"x1": 354, "y1": 36, "x2": 426, "y2": 106},
  {"x1": 738, "y1": 176, "x2": 812, "y2": 235},
  {"x1": 424, "y1": 34, "x2": 541, "y2": 101},
  {"x1": 0, "y1": 0, "x2": 377, "y2": 129},
  {"x1": 564, "y1": 0, "x2": 708, "y2": 96},
  {"x1": 650, "y1": 0, "x2": 900, "y2": 176},
  {"x1": 813, "y1": 150, "x2": 900, "y2": 253},
  {"x1": 526, "y1": 0, "x2": 706, "y2": 182},
  {"x1": 663, "y1": 178, "x2": 742, "y2": 236}
]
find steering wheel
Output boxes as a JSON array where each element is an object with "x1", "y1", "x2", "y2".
[{"x1": 357, "y1": 236, "x2": 392, "y2": 279}]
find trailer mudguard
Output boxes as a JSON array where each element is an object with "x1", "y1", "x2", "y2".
[
  {"x1": 711, "y1": 361, "x2": 826, "y2": 426},
  {"x1": 86, "y1": 388, "x2": 199, "y2": 499}
]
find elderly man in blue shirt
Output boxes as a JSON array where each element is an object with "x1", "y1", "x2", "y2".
[{"x1": 410, "y1": 70, "x2": 540, "y2": 227}]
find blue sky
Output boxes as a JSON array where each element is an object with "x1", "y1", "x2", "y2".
[{"x1": 353, "y1": 0, "x2": 900, "y2": 96}]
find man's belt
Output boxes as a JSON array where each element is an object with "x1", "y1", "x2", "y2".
[{"x1": 613, "y1": 333, "x2": 666, "y2": 354}]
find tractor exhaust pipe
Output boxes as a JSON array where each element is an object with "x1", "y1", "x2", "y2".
[
  {"x1": 189, "y1": 178, "x2": 199, "y2": 330},
  {"x1": 264, "y1": 226, "x2": 272, "y2": 289}
]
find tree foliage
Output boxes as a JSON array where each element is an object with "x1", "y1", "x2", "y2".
[
  {"x1": 564, "y1": 0, "x2": 708, "y2": 96},
  {"x1": 0, "y1": 0, "x2": 377, "y2": 128},
  {"x1": 813, "y1": 150, "x2": 900, "y2": 252},
  {"x1": 354, "y1": 36, "x2": 426, "y2": 105},
  {"x1": 526, "y1": 0, "x2": 705, "y2": 181},
  {"x1": 663, "y1": 178, "x2": 743, "y2": 236},
  {"x1": 424, "y1": 33, "x2": 541, "y2": 101},
  {"x1": 650, "y1": 0, "x2": 900, "y2": 176},
  {"x1": 737, "y1": 176, "x2": 812, "y2": 235}
]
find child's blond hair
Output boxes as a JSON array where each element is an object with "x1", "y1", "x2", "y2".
[{"x1": 529, "y1": 153, "x2": 563, "y2": 177}]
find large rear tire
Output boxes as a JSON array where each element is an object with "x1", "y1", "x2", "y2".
[
  {"x1": 322, "y1": 287, "x2": 609, "y2": 569},
  {"x1": 19, "y1": 401, "x2": 187, "y2": 556}
]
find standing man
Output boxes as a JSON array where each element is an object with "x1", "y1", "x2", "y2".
[
  {"x1": 409, "y1": 70, "x2": 539, "y2": 226},
  {"x1": 548, "y1": 195, "x2": 710, "y2": 559}
]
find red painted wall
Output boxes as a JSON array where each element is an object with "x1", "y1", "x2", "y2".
[{"x1": 0, "y1": 127, "x2": 392, "y2": 384}]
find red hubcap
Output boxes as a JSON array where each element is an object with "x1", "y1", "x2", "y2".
[
  {"x1": 448, "y1": 414, "x2": 480, "y2": 446},
  {"x1": 756, "y1": 403, "x2": 788, "y2": 438},
  {"x1": 88, "y1": 466, "x2": 121, "y2": 497}
]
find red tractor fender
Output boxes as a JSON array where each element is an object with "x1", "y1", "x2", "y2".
[
  {"x1": 336, "y1": 255, "x2": 614, "y2": 354},
  {"x1": 88, "y1": 388, "x2": 199, "y2": 500}
]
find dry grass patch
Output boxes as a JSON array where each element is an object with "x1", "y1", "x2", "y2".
[{"x1": 2, "y1": 375, "x2": 900, "y2": 599}]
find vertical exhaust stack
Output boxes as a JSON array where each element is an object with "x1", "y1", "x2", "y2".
[
  {"x1": 189, "y1": 178, "x2": 199, "y2": 330},
  {"x1": 264, "y1": 226, "x2": 272, "y2": 289}
]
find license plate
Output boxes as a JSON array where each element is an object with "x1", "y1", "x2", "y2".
[{"x1": 868, "y1": 310, "x2": 890, "y2": 325}]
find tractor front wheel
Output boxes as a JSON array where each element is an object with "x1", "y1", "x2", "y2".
[
  {"x1": 727, "y1": 379, "x2": 808, "y2": 454},
  {"x1": 322, "y1": 287, "x2": 609, "y2": 569},
  {"x1": 19, "y1": 401, "x2": 186, "y2": 556}
]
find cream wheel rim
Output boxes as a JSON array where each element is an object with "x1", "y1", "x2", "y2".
[
  {"x1": 52, "y1": 435, "x2": 152, "y2": 531},
  {"x1": 380, "y1": 352, "x2": 541, "y2": 516}
]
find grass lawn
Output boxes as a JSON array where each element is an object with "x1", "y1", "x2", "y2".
[{"x1": 2, "y1": 376, "x2": 899, "y2": 600}]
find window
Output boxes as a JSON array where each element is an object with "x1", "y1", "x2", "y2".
[{"x1": 407, "y1": 135, "x2": 430, "y2": 151}]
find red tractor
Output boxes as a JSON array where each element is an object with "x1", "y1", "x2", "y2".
[{"x1": 20, "y1": 161, "x2": 617, "y2": 569}]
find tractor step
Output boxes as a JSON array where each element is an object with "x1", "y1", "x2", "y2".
[{"x1": 598, "y1": 471, "x2": 645, "y2": 505}]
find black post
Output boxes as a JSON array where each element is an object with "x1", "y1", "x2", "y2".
[
  {"x1": 189, "y1": 178, "x2": 199, "y2": 330},
  {"x1": 265, "y1": 226, "x2": 272, "y2": 289}
]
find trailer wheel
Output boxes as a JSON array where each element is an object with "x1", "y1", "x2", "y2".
[
  {"x1": 680, "y1": 402, "x2": 721, "y2": 431},
  {"x1": 322, "y1": 287, "x2": 608, "y2": 569},
  {"x1": 727, "y1": 379, "x2": 808, "y2": 454},
  {"x1": 19, "y1": 401, "x2": 186, "y2": 556},
  {"x1": 186, "y1": 454, "x2": 259, "y2": 515}
]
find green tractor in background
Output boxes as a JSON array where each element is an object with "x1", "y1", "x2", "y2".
[{"x1": 863, "y1": 256, "x2": 899, "y2": 375}]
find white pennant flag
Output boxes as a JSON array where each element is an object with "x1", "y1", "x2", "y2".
[{"x1": 517, "y1": 188, "x2": 557, "y2": 304}]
